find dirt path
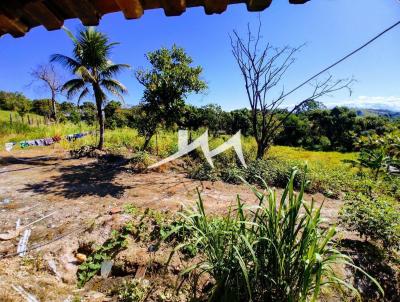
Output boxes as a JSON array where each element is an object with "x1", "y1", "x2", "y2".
[{"x1": 0, "y1": 149, "x2": 343, "y2": 301}]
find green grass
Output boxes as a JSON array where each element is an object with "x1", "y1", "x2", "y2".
[
  {"x1": 269, "y1": 145, "x2": 358, "y2": 167},
  {"x1": 0, "y1": 110, "x2": 43, "y2": 123},
  {"x1": 0, "y1": 110, "x2": 95, "y2": 150}
]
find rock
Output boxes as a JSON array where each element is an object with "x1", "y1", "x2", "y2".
[
  {"x1": 0, "y1": 241, "x2": 15, "y2": 254},
  {"x1": 109, "y1": 207, "x2": 122, "y2": 215},
  {"x1": 0, "y1": 229, "x2": 19, "y2": 241},
  {"x1": 59, "y1": 247, "x2": 79, "y2": 284},
  {"x1": 75, "y1": 253, "x2": 87, "y2": 263},
  {"x1": 108, "y1": 214, "x2": 131, "y2": 231},
  {"x1": 82, "y1": 291, "x2": 108, "y2": 302}
]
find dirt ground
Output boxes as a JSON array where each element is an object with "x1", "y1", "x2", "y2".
[{"x1": 0, "y1": 148, "x2": 395, "y2": 301}]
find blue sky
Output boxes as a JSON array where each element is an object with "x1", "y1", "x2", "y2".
[{"x1": 0, "y1": 0, "x2": 399, "y2": 111}]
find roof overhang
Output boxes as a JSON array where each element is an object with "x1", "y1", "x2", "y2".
[{"x1": 0, "y1": 0, "x2": 310, "y2": 38}]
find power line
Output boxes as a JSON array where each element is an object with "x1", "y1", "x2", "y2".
[{"x1": 282, "y1": 19, "x2": 400, "y2": 99}]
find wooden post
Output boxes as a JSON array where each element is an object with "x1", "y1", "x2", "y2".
[
  {"x1": 27, "y1": 115, "x2": 31, "y2": 125},
  {"x1": 10, "y1": 113, "x2": 12, "y2": 125}
]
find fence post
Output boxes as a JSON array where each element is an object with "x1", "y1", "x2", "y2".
[{"x1": 10, "y1": 113, "x2": 12, "y2": 125}]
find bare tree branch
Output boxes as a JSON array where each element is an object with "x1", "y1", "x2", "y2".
[
  {"x1": 231, "y1": 19, "x2": 353, "y2": 159},
  {"x1": 30, "y1": 63, "x2": 63, "y2": 122}
]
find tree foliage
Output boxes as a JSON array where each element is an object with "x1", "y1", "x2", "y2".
[{"x1": 135, "y1": 45, "x2": 207, "y2": 149}]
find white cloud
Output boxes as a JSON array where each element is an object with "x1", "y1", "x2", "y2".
[{"x1": 323, "y1": 96, "x2": 400, "y2": 112}]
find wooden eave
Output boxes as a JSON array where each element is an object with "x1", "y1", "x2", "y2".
[{"x1": 0, "y1": 0, "x2": 309, "y2": 38}]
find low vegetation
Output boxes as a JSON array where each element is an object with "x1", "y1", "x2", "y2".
[
  {"x1": 77, "y1": 225, "x2": 133, "y2": 288},
  {"x1": 168, "y1": 169, "x2": 383, "y2": 301},
  {"x1": 340, "y1": 193, "x2": 400, "y2": 250}
]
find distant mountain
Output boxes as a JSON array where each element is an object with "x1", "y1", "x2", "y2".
[{"x1": 353, "y1": 108, "x2": 400, "y2": 119}]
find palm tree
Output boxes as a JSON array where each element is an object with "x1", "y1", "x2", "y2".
[{"x1": 51, "y1": 27, "x2": 130, "y2": 150}]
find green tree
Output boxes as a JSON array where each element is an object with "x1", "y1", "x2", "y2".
[
  {"x1": 31, "y1": 98, "x2": 53, "y2": 118},
  {"x1": 59, "y1": 101, "x2": 80, "y2": 123},
  {"x1": 229, "y1": 108, "x2": 252, "y2": 136},
  {"x1": 295, "y1": 99, "x2": 326, "y2": 114},
  {"x1": 104, "y1": 100, "x2": 127, "y2": 129},
  {"x1": 275, "y1": 114, "x2": 311, "y2": 147},
  {"x1": 135, "y1": 45, "x2": 207, "y2": 150},
  {"x1": 0, "y1": 91, "x2": 32, "y2": 115},
  {"x1": 199, "y1": 104, "x2": 225, "y2": 136},
  {"x1": 51, "y1": 27, "x2": 130, "y2": 149},
  {"x1": 80, "y1": 102, "x2": 97, "y2": 125}
]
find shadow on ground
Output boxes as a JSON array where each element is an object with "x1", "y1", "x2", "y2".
[
  {"x1": 0, "y1": 155, "x2": 62, "y2": 166},
  {"x1": 340, "y1": 239, "x2": 399, "y2": 302},
  {"x1": 20, "y1": 155, "x2": 131, "y2": 199}
]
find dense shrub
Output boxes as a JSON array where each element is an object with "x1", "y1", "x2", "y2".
[
  {"x1": 340, "y1": 193, "x2": 400, "y2": 250},
  {"x1": 128, "y1": 151, "x2": 152, "y2": 172},
  {"x1": 188, "y1": 162, "x2": 220, "y2": 182},
  {"x1": 188, "y1": 157, "x2": 347, "y2": 198},
  {"x1": 218, "y1": 163, "x2": 245, "y2": 184}
]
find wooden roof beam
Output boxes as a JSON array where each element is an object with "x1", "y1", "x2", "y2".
[
  {"x1": 115, "y1": 0, "x2": 144, "y2": 19},
  {"x1": 289, "y1": 0, "x2": 310, "y2": 4},
  {"x1": 204, "y1": 0, "x2": 229, "y2": 14},
  {"x1": 24, "y1": 1, "x2": 63, "y2": 31},
  {"x1": 161, "y1": 0, "x2": 186, "y2": 17},
  {"x1": 67, "y1": 0, "x2": 101, "y2": 26},
  {"x1": 0, "y1": 14, "x2": 28, "y2": 37},
  {"x1": 246, "y1": 0, "x2": 272, "y2": 12}
]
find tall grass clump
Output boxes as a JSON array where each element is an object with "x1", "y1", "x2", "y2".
[{"x1": 173, "y1": 169, "x2": 382, "y2": 301}]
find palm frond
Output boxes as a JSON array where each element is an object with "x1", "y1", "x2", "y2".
[
  {"x1": 100, "y1": 63, "x2": 131, "y2": 79},
  {"x1": 50, "y1": 54, "x2": 81, "y2": 73},
  {"x1": 101, "y1": 79, "x2": 128, "y2": 99},
  {"x1": 76, "y1": 66, "x2": 95, "y2": 83},
  {"x1": 62, "y1": 78, "x2": 86, "y2": 99},
  {"x1": 62, "y1": 26, "x2": 78, "y2": 45},
  {"x1": 77, "y1": 87, "x2": 91, "y2": 105}
]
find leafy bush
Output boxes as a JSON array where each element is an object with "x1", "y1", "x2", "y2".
[
  {"x1": 118, "y1": 279, "x2": 150, "y2": 302},
  {"x1": 77, "y1": 225, "x2": 132, "y2": 287},
  {"x1": 244, "y1": 158, "x2": 306, "y2": 188},
  {"x1": 188, "y1": 157, "x2": 351, "y2": 198},
  {"x1": 128, "y1": 151, "x2": 152, "y2": 172},
  {"x1": 340, "y1": 193, "x2": 400, "y2": 250},
  {"x1": 219, "y1": 163, "x2": 245, "y2": 184},
  {"x1": 161, "y1": 219, "x2": 198, "y2": 258},
  {"x1": 188, "y1": 162, "x2": 219, "y2": 182},
  {"x1": 171, "y1": 169, "x2": 382, "y2": 301}
]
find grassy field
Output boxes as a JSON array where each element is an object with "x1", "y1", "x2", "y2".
[
  {"x1": 0, "y1": 110, "x2": 95, "y2": 149},
  {"x1": 269, "y1": 145, "x2": 357, "y2": 166},
  {"x1": 1, "y1": 111, "x2": 356, "y2": 168}
]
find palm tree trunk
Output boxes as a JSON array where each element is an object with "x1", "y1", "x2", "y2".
[
  {"x1": 98, "y1": 106, "x2": 105, "y2": 150},
  {"x1": 93, "y1": 84, "x2": 105, "y2": 150}
]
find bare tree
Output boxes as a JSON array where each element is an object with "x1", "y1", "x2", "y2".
[
  {"x1": 231, "y1": 20, "x2": 353, "y2": 159},
  {"x1": 30, "y1": 63, "x2": 63, "y2": 122}
]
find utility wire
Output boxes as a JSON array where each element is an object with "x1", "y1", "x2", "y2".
[{"x1": 281, "y1": 20, "x2": 400, "y2": 100}]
